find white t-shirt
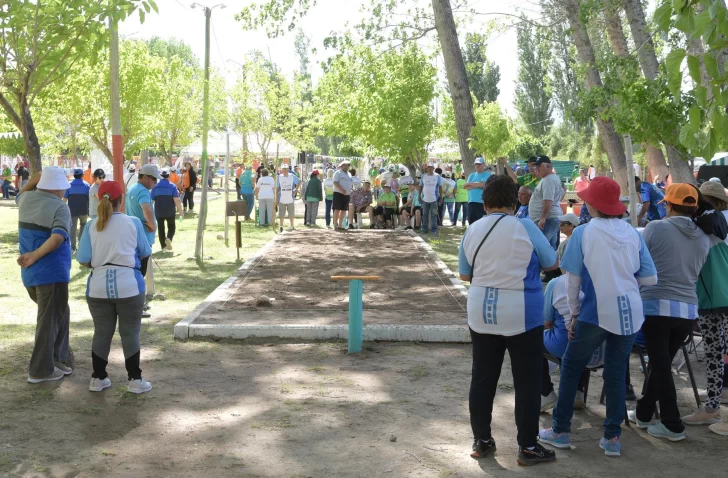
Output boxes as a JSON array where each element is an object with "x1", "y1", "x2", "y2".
[
  {"x1": 256, "y1": 176, "x2": 275, "y2": 200},
  {"x1": 277, "y1": 175, "x2": 295, "y2": 204},
  {"x1": 124, "y1": 171, "x2": 138, "y2": 188},
  {"x1": 333, "y1": 170, "x2": 353, "y2": 195},
  {"x1": 420, "y1": 173, "x2": 442, "y2": 203}
]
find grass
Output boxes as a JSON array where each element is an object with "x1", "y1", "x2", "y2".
[
  {"x1": 404, "y1": 365, "x2": 430, "y2": 380},
  {"x1": 0, "y1": 198, "x2": 275, "y2": 326},
  {"x1": 419, "y1": 227, "x2": 463, "y2": 273}
]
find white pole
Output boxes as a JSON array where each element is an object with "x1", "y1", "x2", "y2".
[
  {"x1": 624, "y1": 134, "x2": 638, "y2": 227},
  {"x1": 224, "y1": 131, "x2": 230, "y2": 246}
]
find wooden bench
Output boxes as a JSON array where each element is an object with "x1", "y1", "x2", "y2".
[{"x1": 331, "y1": 276, "x2": 381, "y2": 353}]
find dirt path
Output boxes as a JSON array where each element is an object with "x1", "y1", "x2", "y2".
[{"x1": 1, "y1": 327, "x2": 726, "y2": 477}]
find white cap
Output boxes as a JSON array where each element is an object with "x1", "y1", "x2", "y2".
[
  {"x1": 557, "y1": 213, "x2": 579, "y2": 227},
  {"x1": 709, "y1": 177, "x2": 722, "y2": 183},
  {"x1": 426, "y1": 162, "x2": 436, "y2": 167},
  {"x1": 339, "y1": 160, "x2": 351, "y2": 167},
  {"x1": 37, "y1": 166, "x2": 71, "y2": 191},
  {"x1": 474, "y1": 158, "x2": 485, "y2": 165},
  {"x1": 128, "y1": 164, "x2": 136, "y2": 171},
  {"x1": 280, "y1": 163, "x2": 290, "y2": 169}
]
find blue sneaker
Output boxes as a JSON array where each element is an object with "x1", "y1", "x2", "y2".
[
  {"x1": 538, "y1": 428, "x2": 571, "y2": 449},
  {"x1": 599, "y1": 436, "x2": 620, "y2": 457},
  {"x1": 647, "y1": 421, "x2": 686, "y2": 442}
]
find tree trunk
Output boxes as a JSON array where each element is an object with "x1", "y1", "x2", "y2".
[
  {"x1": 605, "y1": 1, "x2": 669, "y2": 181},
  {"x1": 431, "y1": 0, "x2": 476, "y2": 177},
  {"x1": 20, "y1": 100, "x2": 42, "y2": 173},
  {"x1": 665, "y1": 144, "x2": 695, "y2": 184},
  {"x1": 564, "y1": 0, "x2": 628, "y2": 192}
]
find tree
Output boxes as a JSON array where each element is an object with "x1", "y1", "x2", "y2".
[
  {"x1": 461, "y1": 33, "x2": 500, "y2": 105},
  {"x1": 236, "y1": 0, "x2": 478, "y2": 174},
  {"x1": 514, "y1": 17, "x2": 552, "y2": 138},
  {"x1": 656, "y1": 1, "x2": 728, "y2": 160},
  {"x1": 469, "y1": 102, "x2": 510, "y2": 159},
  {"x1": 148, "y1": 36, "x2": 199, "y2": 69},
  {"x1": 0, "y1": 0, "x2": 154, "y2": 172},
  {"x1": 315, "y1": 43, "x2": 436, "y2": 164},
  {"x1": 562, "y1": 0, "x2": 629, "y2": 192}
]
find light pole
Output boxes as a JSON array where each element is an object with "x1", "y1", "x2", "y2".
[{"x1": 192, "y1": 2, "x2": 226, "y2": 261}]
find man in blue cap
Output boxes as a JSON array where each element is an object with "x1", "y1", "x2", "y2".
[
  {"x1": 63, "y1": 168, "x2": 90, "y2": 251},
  {"x1": 463, "y1": 158, "x2": 491, "y2": 225}
]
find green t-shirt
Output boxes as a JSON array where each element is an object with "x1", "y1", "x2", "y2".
[
  {"x1": 368, "y1": 168, "x2": 378, "y2": 180},
  {"x1": 455, "y1": 179, "x2": 468, "y2": 202},
  {"x1": 377, "y1": 191, "x2": 396, "y2": 208},
  {"x1": 517, "y1": 173, "x2": 540, "y2": 189},
  {"x1": 454, "y1": 164, "x2": 463, "y2": 178}
]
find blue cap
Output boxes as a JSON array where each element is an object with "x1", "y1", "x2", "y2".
[
  {"x1": 73, "y1": 168, "x2": 83, "y2": 177},
  {"x1": 474, "y1": 158, "x2": 485, "y2": 165}
]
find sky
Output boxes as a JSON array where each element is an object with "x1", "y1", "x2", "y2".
[{"x1": 119, "y1": 0, "x2": 535, "y2": 116}]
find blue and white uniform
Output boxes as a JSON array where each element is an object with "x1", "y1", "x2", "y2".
[
  {"x1": 64, "y1": 178, "x2": 90, "y2": 217},
  {"x1": 459, "y1": 213, "x2": 557, "y2": 336},
  {"x1": 150, "y1": 178, "x2": 179, "y2": 219},
  {"x1": 560, "y1": 218, "x2": 657, "y2": 335},
  {"x1": 77, "y1": 213, "x2": 151, "y2": 299}
]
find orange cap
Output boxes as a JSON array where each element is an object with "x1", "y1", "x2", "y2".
[{"x1": 660, "y1": 183, "x2": 698, "y2": 206}]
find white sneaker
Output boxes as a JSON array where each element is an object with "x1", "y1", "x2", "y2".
[
  {"x1": 682, "y1": 408, "x2": 722, "y2": 425},
  {"x1": 541, "y1": 391, "x2": 558, "y2": 412},
  {"x1": 165, "y1": 238, "x2": 173, "y2": 251},
  {"x1": 54, "y1": 361, "x2": 73, "y2": 375},
  {"x1": 27, "y1": 367, "x2": 65, "y2": 384},
  {"x1": 627, "y1": 408, "x2": 655, "y2": 429},
  {"x1": 89, "y1": 377, "x2": 112, "y2": 392},
  {"x1": 127, "y1": 378, "x2": 152, "y2": 394}
]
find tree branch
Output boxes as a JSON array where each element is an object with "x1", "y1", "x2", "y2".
[{"x1": 0, "y1": 92, "x2": 22, "y2": 130}]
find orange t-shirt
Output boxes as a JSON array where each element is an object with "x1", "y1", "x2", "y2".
[
  {"x1": 83, "y1": 169, "x2": 92, "y2": 184},
  {"x1": 236, "y1": 166, "x2": 243, "y2": 179},
  {"x1": 169, "y1": 172, "x2": 180, "y2": 188}
]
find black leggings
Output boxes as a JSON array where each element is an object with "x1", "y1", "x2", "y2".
[
  {"x1": 183, "y1": 187, "x2": 195, "y2": 210},
  {"x1": 157, "y1": 217, "x2": 176, "y2": 249}
]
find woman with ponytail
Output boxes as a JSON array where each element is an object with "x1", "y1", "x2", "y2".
[{"x1": 76, "y1": 181, "x2": 153, "y2": 394}]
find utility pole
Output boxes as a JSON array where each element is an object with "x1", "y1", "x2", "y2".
[
  {"x1": 109, "y1": 18, "x2": 123, "y2": 185},
  {"x1": 193, "y1": 2, "x2": 226, "y2": 260},
  {"x1": 224, "y1": 131, "x2": 230, "y2": 246}
]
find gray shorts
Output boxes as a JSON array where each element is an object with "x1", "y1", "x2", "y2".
[{"x1": 278, "y1": 202, "x2": 295, "y2": 218}]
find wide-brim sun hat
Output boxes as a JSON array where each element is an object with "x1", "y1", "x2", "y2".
[
  {"x1": 577, "y1": 176, "x2": 626, "y2": 216},
  {"x1": 700, "y1": 180, "x2": 728, "y2": 203},
  {"x1": 37, "y1": 166, "x2": 71, "y2": 190}
]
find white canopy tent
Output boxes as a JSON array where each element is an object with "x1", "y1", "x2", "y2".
[{"x1": 180, "y1": 131, "x2": 296, "y2": 158}]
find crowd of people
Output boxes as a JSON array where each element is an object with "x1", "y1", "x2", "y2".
[
  {"x1": 12, "y1": 155, "x2": 728, "y2": 466},
  {"x1": 459, "y1": 157, "x2": 728, "y2": 466}
]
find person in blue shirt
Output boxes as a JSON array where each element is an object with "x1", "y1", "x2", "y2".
[
  {"x1": 458, "y1": 174, "x2": 559, "y2": 466},
  {"x1": 150, "y1": 169, "x2": 183, "y2": 251},
  {"x1": 516, "y1": 186, "x2": 531, "y2": 219},
  {"x1": 239, "y1": 164, "x2": 255, "y2": 221},
  {"x1": 463, "y1": 157, "x2": 491, "y2": 225},
  {"x1": 63, "y1": 169, "x2": 90, "y2": 251},
  {"x1": 635, "y1": 176, "x2": 666, "y2": 226}
]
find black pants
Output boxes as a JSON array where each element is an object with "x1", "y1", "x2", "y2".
[
  {"x1": 235, "y1": 178, "x2": 242, "y2": 200},
  {"x1": 636, "y1": 315, "x2": 694, "y2": 432},
  {"x1": 183, "y1": 187, "x2": 195, "y2": 210},
  {"x1": 157, "y1": 217, "x2": 176, "y2": 249},
  {"x1": 468, "y1": 202, "x2": 485, "y2": 225},
  {"x1": 470, "y1": 326, "x2": 543, "y2": 448}
]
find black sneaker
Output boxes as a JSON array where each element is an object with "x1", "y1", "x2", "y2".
[
  {"x1": 626, "y1": 384, "x2": 637, "y2": 401},
  {"x1": 517, "y1": 443, "x2": 556, "y2": 466},
  {"x1": 470, "y1": 438, "x2": 496, "y2": 459}
]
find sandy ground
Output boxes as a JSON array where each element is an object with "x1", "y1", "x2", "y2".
[
  {"x1": 1, "y1": 330, "x2": 726, "y2": 478},
  {"x1": 196, "y1": 229, "x2": 468, "y2": 327}
]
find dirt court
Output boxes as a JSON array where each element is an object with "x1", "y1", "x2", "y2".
[
  {"x1": 2, "y1": 334, "x2": 726, "y2": 478},
  {"x1": 196, "y1": 229, "x2": 468, "y2": 328}
]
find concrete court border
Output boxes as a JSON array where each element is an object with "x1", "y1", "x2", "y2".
[{"x1": 174, "y1": 230, "x2": 471, "y2": 342}]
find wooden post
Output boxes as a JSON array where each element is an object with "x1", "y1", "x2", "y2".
[
  {"x1": 625, "y1": 134, "x2": 638, "y2": 227},
  {"x1": 348, "y1": 279, "x2": 363, "y2": 353},
  {"x1": 224, "y1": 131, "x2": 230, "y2": 246},
  {"x1": 331, "y1": 276, "x2": 381, "y2": 354}
]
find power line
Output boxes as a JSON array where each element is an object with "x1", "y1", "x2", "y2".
[{"x1": 175, "y1": 0, "x2": 191, "y2": 10}]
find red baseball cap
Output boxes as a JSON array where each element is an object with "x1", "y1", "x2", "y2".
[
  {"x1": 577, "y1": 176, "x2": 626, "y2": 216},
  {"x1": 98, "y1": 180, "x2": 123, "y2": 201}
]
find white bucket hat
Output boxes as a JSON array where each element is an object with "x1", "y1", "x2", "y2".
[{"x1": 37, "y1": 166, "x2": 71, "y2": 190}]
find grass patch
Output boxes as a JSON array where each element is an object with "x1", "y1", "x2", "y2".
[
  {"x1": 441, "y1": 385, "x2": 457, "y2": 394},
  {"x1": 0, "y1": 453, "x2": 10, "y2": 471},
  {"x1": 421, "y1": 227, "x2": 462, "y2": 273},
  {"x1": 307, "y1": 366, "x2": 326, "y2": 373},
  {"x1": 100, "y1": 449, "x2": 117, "y2": 456}
]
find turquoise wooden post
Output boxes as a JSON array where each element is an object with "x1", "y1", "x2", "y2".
[
  {"x1": 348, "y1": 279, "x2": 363, "y2": 353},
  {"x1": 331, "y1": 275, "x2": 380, "y2": 354}
]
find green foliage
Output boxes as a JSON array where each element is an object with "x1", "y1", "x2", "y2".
[
  {"x1": 514, "y1": 17, "x2": 553, "y2": 137},
  {"x1": 315, "y1": 43, "x2": 436, "y2": 163},
  {"x1": 655, "y1": 0, "x2": 728, "y2": 157},
  {"x1": 461, "y1": 33, "x2": 500, "y2": 105},
  {"x1": 0, "y1": 0, "x2": 153, "y2": 169},
  {"x1": 507, "y1": 130, "x2": 545, "y2": 161},
  {"x1": 469, "y1": 102, "x2": 510, "y2": 159}
]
